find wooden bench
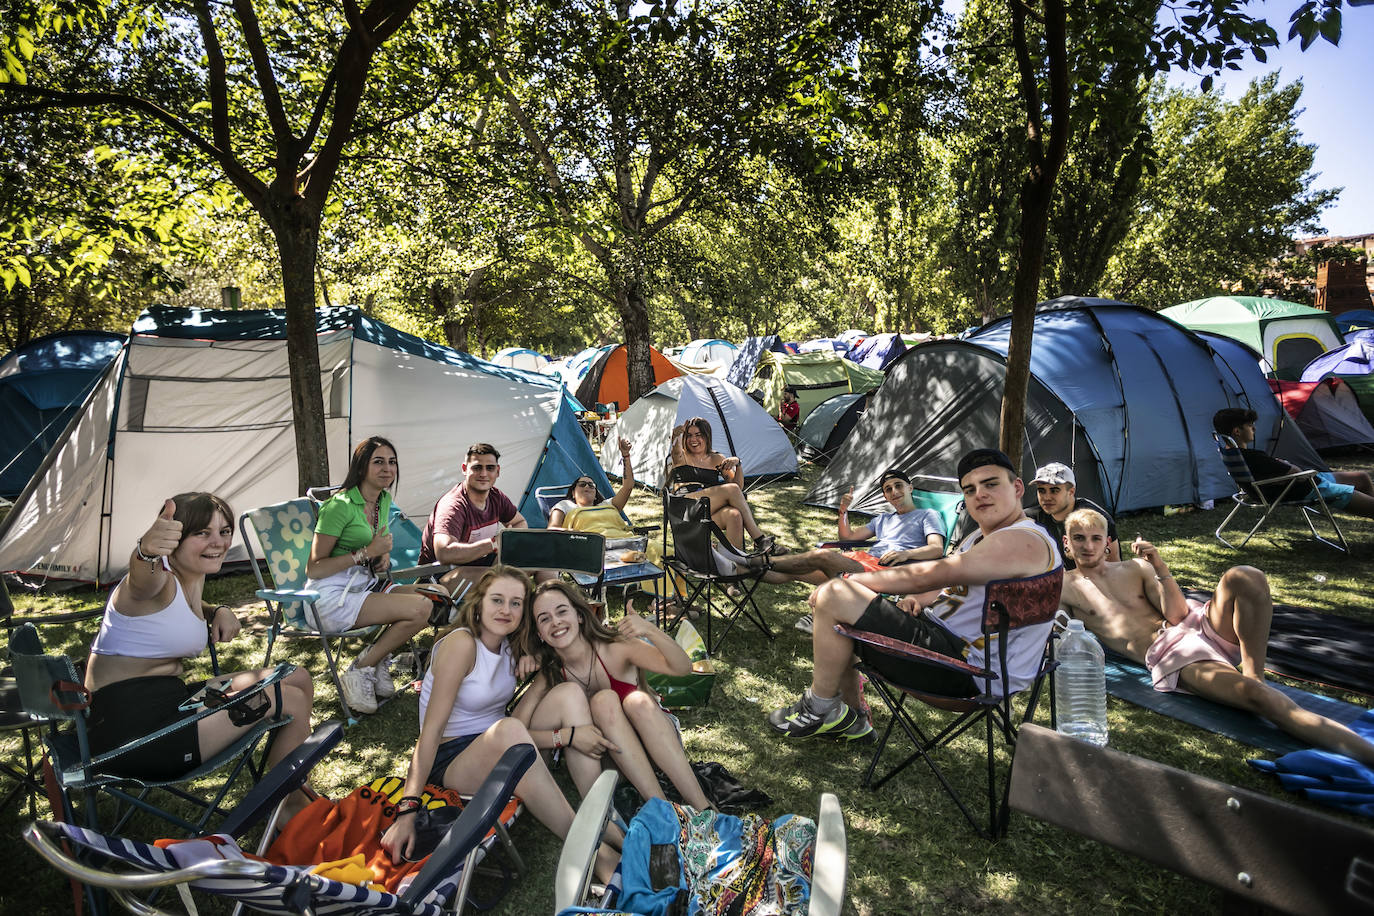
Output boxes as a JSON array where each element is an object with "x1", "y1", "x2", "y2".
[{"x1": 1008, "y1": 723, "x2": 1374, "y2": 915}]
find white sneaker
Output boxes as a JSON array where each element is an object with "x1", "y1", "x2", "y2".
[
  {"x1": 372, "y1": 656, "x2": 397, "y2": 699},
  {"x1": 794, "y1": 613, "x2": 814, "y2": 634},
  {"x1": 339, "y1": 666, "x2": 378, "y2": 715}
]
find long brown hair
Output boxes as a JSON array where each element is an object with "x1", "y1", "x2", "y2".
[
  {"x1": 529, "y1": 579, "x2": 619, "y2": 688},
  {"x1": 340, "y1": 435, "x2": 399, "y2": 494},
  {"x1": 169, "y1": 492, "x2": 234, "y2": 543},
  {"x1": 441, "y1": 565, "x2": 533, "y2": 661},
  {"x1": 682, "y1": 417, "x2": 714, "y2": 453}
]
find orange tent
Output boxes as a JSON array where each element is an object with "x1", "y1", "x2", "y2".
[{"x1": 575, "y1": 344, "x2": 681, "y2": 410}]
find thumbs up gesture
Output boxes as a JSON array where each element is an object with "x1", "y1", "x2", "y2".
[{"x1": 139, "y1": 498, "x2": 183, "y2": 558}]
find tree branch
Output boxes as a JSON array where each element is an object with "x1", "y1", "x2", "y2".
[{"x1": 232, "y1": 0, "x2": 296, "y2": 163}]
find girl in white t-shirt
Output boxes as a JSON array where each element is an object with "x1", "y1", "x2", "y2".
[{"x1": 381, "y1": 565, "x2": 621, "y2": 881}]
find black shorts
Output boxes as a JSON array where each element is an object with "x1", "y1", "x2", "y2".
[
  {"x1": 852, "y1": 596, "x2": 977, "y2": 698},
  {"x1": 427, "y1": 733, "x2": 482, "y2": 787},
  {"x1": 87, "y1": 675, "x2": 204, "y2": 780}
]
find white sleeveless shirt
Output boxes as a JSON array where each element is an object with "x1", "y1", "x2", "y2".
[
  {"x1": 923, "y1": 517, "x2": 1062, "y2": 694},
  {"x1": 419, "y1": 628, "x2": 516, "y2": 739},
  {"x1": 90, "y1": 561, "x2": 207, "y2": 660}
]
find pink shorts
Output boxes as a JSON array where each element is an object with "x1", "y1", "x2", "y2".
[{"x1": 1143, "y1": 598, "x2": 1242, "y2": 693}]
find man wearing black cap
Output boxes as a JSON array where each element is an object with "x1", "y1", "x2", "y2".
[{"x1": 768, "y1": 448, "x2": 1062, "y2": 741}]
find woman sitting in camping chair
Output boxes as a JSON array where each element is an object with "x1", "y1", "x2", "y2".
[
  {"x1": 668, "y1": 418, "x2": 783, "y2": 554},
  {"x1": 548, "y1": 438, "x2": 661, "y2": 567},
  {"x1": 303, "y1": 436, "x2": 437, "y2": 716},
  {"x1": 85, "y1": 492, "x2": 316, "y2": 813}
]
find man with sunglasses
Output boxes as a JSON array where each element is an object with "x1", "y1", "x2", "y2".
[{"x1": 420, "y1": 443, "x2": 529, "y2": 588}]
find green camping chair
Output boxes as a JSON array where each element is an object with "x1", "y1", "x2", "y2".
[{"x1": 240, "y1": 499, "x2": 380, "y2": 724}]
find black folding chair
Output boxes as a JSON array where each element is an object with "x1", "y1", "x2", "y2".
[
  {"x1": 662, "y1": 493, "x2": 773, "y2": 655},
  {"x1": 9, "y1": 622, "x2": 294, "y2": 838},
  {"x1": 1214, "y1": 433, "x2": 1348, "y2": 552},
  {"x1": 835, "y1": 567, "x2": 1064, "y2": 839}
]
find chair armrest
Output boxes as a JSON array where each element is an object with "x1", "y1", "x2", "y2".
[
  {"x1": 216, "y1": 721, "x2": 344, "y2": 838},
  {"x1": 835, "y1": 623, "x2": 990, "y2": 680},
  {"x1": 1249, "y1": 468, "x2": 1318, "y2": 487},
  {"x1": 818, "y1": 539, "x2": 874, "y2": 550},
  {"x1": 809, "y1": 792, "x2": 847, "y2": 916},
  {"x1": 388, "y1": 562, "x2": 453, "y2": 582},
  {"x1": 255, "y1": 588, "x2": 321, "y2": 603},
  {"x1": 554, "y1": 769, "x2": 619, "y2": 912},
  {"x1": 631, "y1": 524, "x2": 661, "y2": 536},
  {"x1": 404, "y1": 744, "x2": 536, "y2": 904},
  {"x1": 88, "y1": 664, "x2": 298, "y2": 771}
]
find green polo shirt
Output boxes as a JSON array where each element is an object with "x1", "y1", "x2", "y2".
[{"x1": 316, "y1": 486, "x2": 392, "y2": 556}]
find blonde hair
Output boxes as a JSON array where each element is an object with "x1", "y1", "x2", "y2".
[
  {"x1": 1065, "y1": 507, "x2": 1108, "y2": 535},
  {"x1": 441, "y1": 565, "x2": 534, "y2": 659}
]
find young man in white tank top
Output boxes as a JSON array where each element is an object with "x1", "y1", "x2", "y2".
[{"x1": 768, "y1": 448, "x2": 1063, "y2": 741}]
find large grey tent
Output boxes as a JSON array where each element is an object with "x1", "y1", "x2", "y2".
[{"x1": 807, "y1": 297, "x2": 1323, "y2": 516}]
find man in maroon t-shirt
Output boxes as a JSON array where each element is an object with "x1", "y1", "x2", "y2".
[{"x1": 420, "y1": 442, "x2": 528, "y2": 590}]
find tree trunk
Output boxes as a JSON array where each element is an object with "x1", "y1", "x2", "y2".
[
  {"x1": 999, "y1": 173, "x2": 1055, "y2": 467},
  {"x1": 619, "y1": 277, "x2": 654, "y2": 405},
  {"x1": 271, "y1": 206, "x2": 331, "y2": 495}
]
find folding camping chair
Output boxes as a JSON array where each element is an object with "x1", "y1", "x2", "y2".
[
  {"x1": 24, "y1": 731, "x2": 538, "y2": 916},
  {"x1": 240, "y1": 498, "x2": 384, "y2": 724},
  {"x1": 534, "y1": 485, "x2": 664, "y2": 603},
  {"x1": 499, "y1": 528, "x2": 606, "y2": 601},
  {"x1": 662, "y1": 493, "x2": 773, "y2": 655},
  {"x1": 0, "y1": 665, "x2": 45, "y2": 817},
  {"x1": 1213, "y1": 434, "x2": 1348, "y2": 552},
  {"x1": 8, "y1": 622, "x2": 294, "y2": 838},
  {"x1": 554, "y1": 770, "x2": 848, "y2": 915},
  {"x1": 835, "y1": 567, "x2": 1064, "y2": 839}
]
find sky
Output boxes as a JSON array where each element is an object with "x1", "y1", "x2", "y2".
[{"x1": 1167, "y1": 1, "x2": 1373, "y2": 238}]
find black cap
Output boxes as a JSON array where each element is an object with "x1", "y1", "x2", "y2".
[
  {"x1": 956, "y1": 448, "x2": 1017, "y2": 481},
  {"x1": 878, "y1": 468, "x2": 911, "y2": 486}
]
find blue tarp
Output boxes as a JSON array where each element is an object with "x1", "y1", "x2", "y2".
[
  {"x1": 0, "y1": 331, "x2": 124, "y2": 499},
  {"x1": 724, "y1": 335, "x2": 788, "y2": 389},
  {"x1": 846, "y1": 332, "x2": 907, "y2": 370}
]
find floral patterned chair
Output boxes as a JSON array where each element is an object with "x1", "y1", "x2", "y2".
[{"x1": 239, "y1": 499, "x2": 379, "y2": 724}]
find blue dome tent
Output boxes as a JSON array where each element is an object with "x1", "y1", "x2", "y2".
[
  {"x1": 0, "y1": 331, "x2": 125, "y2": 499},
  {"x1": 807, "y1": 297, "x2": 1323, "y2": 516}
]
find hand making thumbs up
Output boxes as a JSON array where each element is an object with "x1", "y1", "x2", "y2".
[{"x1": 138, "y1": 498, "x2": 183, "y2": 558}]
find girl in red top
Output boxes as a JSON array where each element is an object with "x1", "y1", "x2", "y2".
[{"x1": 524, "y1": 581, "x2": 712, "y2": 810}]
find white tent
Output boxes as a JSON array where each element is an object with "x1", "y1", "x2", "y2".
[
  {"x1": 0, "y1": 306, "x2": 608, "y2": 585},
  {"x1": 602, "y1": 375, "x2": 798, "y2": 490},
  {"x1": 491, "y1": 347, "x2": 550, "y2": 372},
  {"x1": 678, "y1": 339, "x2": 738, "y2": 369}
]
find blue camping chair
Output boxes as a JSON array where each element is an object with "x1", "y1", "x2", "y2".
[
  {"x1": 8, "y1": 623, "x2": 294, "y2": 840},
  {"x1": 535, "y1": 485, "x2": 664, "y2": 603}
]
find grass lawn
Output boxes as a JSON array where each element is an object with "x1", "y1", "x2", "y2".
[{"x1": 2, "y1": 457, "x2": 1372, "y2": 915}]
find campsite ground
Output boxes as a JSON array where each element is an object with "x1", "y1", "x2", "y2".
[{"x1": 2, "y1": 457, "x2": 1372, "y2": 914}]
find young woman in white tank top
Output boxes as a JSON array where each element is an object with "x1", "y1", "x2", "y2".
[
  {"x1": 84, "y1": 492, "x2": 316, "y2": 815},
  {"x1": 381, "y1": 566, "x2": 623, "y2": 883}
]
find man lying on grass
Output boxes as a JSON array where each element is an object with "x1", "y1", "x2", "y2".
[
  {"x1": 768, "y1": 448, "x2": 1062, "y2": 741},
  {"x1": 1059, "y1": 508, "x2": 1374, "y2": 765}
]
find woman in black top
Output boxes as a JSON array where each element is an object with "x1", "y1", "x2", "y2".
[{"x1": 668, "y1": 417, "x2": 781, "y2": 552}]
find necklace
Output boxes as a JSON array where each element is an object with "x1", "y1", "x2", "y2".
[
  {"x1": 364, "y1": 497, "x2": 379, "y2": 530},
  {"x1": 563, "y1": 648, "x2": 596, "y2": 693}
]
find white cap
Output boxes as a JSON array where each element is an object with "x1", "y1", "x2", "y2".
[{"x1": 1032, "y1": 462, "x2": 1075, "y2": 486}]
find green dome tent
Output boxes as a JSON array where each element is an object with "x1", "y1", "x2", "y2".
[
  {"x1": 1161, "y1": 296, "x2": 1343, "y2": 381},
  {"x1": 746, "y1": 350, "x2": 884, "y2": 422}
]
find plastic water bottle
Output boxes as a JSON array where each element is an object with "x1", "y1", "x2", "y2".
[{"x1": 1055, "y1": 619, "x2": 1108, "y2": 746}]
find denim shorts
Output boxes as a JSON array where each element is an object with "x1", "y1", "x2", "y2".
[{"x1": 427, "y1": 733, "x2": 482, "y2": 788}]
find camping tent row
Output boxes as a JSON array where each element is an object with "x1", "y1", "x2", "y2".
[
  {"x1": 1162, "y1": 296, "x2": 1344, "y2": 381},
  {"x1": 600, "y1": 375, "x2": 798, "y2": 490},
  {"x1": 808, "y1": 297, "x2": 1325, "y2": 518},
  {"x1": 0, "y1": 306, "x2": 611, "y2": 585},
  {"x1": 0, "y1": 331, "x2": 125, "y2": 500}
]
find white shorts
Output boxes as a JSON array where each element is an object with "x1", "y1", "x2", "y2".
[{"x1": 302, "y1": 566, "x2": 396, "y2": 633}]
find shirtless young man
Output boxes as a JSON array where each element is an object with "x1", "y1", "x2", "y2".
[{"x1": 1058, "y1": 508, "x2": 1374, "y2": 765}]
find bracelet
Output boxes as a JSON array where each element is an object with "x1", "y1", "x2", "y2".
[
  {"x1": 1156, "y1": 573, "x2": 1174, "y2": 581},
  {"x1": 214, "y1": 604, "x2": 230, "y2": 617},
  {"x1": 553, "y1": 727, "x2": 563, "y2": 750},
  {"x1": 353, "y1": 548, "x2": 367, "y2": 566},
  {"x1": 568, "y1": 725, "x2": 576, "y2": 749},
  {"x1": 135, "y1": 539, "x2": 157, "y2": 562},
  {"x1": 393, "y1": 808, "x2": 419, "y2": 819}
]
